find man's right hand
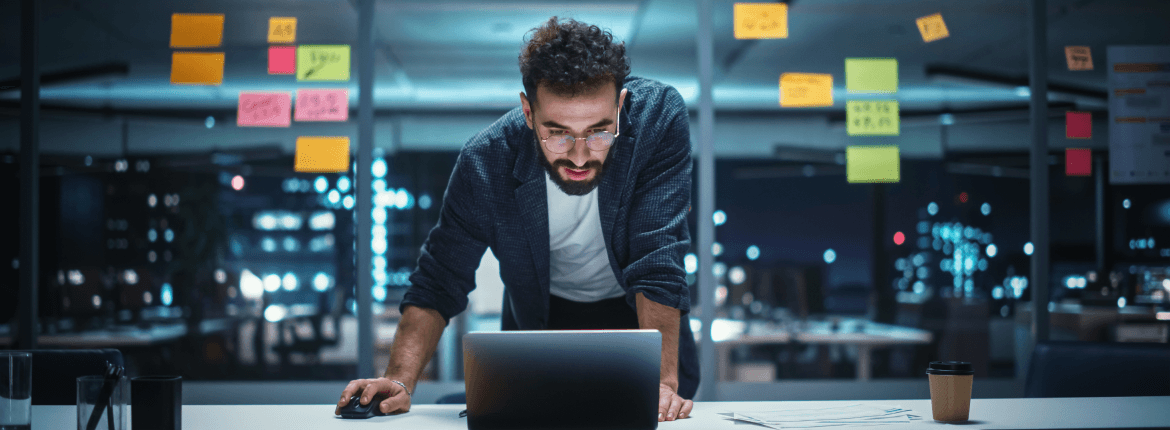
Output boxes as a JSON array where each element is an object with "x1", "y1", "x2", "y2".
[{"x1": 334, "y1": 378, "x2": 412, "y2": 416}]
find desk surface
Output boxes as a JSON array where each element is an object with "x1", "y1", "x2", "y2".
[{"x1": 31, "y1": 397, "x2": 1170, "y2": 429}]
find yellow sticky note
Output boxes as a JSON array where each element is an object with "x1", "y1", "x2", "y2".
[
  {"x1": 268, "y1": 17, "x2": 297, "y2": 44},
  {"x1": 170, "y1": 14, "x2": 224, "y2": 48},
  {"x1": 295, "y1": 137, "x2": 350, "y2": 173},
  {"x1": 780, "y1": 73, "x2": 833, "y2": 107},
  {"x1": 915, "y1": 13, "x2": 949, "y2": 43},
  {"x1": 847, "y1": 146, "x2": 900, "y2": 183},
  {"x1": 846, "y1": 100, "x2": 899, "y2": 136},
  {"x1": 1065, "y1": 46, "x2": 1093, "y2": 71},
  {"x1": 846, "y1": 58, "x2": 898, "y2": 93},
  {"x1": 297, "y1": 45, "x2": 351, "y2": 81},
  {"x1": 734, "y1": 3, "x2": 788, "y2": 39},
  {"x1": 170, "y1": 52, "x2": 224, "y2": 85}
]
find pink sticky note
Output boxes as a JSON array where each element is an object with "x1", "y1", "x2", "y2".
[
  {"x1": 237, "y1": 92, "x2": 291, "y2": 127},
  {"x1": 269, "y1": 46, "x2": 296, "y2": 75},
  {"x1": 295, "y1": 89, "x2": 349, "y2": 122}
]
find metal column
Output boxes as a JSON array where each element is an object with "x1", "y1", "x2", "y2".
[
  {"x1": 694, "y1": 0, "x2": 717, "y2": 402},
  {"x1": 1028, "y1": 0, "x2": 1050, "y2": 342},
  {"x1": 17, "y1": 0, "x2": 41, "y2": 350},
  {"x1": 356, "y1": 0, "x2": 375, "y2": 379}
]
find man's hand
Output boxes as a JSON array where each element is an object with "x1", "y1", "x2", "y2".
[
  {"x1": 334, "y1": 378, "x2": 412, "y2": 416},
  {"x1": 658, "y1": 383, "x2": 693, "y2": 421}
]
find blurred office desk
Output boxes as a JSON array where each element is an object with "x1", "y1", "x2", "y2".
[
  {"x1": 0, "y1": 319, "x2": 234, "y2": 347},
  {"x1": 30, "y1": 397, "x2": 1170, "y2": 429},
  {"x1": 716, "y1": 319, "x2": 932, "y2": 381}
]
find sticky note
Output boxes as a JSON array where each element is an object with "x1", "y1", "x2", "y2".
[
  {"x1": 846, "y1": 100, "x2": 899, "y2": 136},
  {"x1": 237, "y1": 92, "x2": 291, "y2": 127},
  {"x1": 296, "y1": 45, "x2": 351, "y2": 81},
  {"x1": 1065, "y1": 46, "x2": 1093, "y2": 71},
  {"x1": 733, "y1": 3, "x2": 788, "y2": 39},
  {"x1": 847, "y1": 146, "x2": 900, "y2": 183},
  {"x1": 295, "y1": 89, "x2": 349, "y2": 122},
  {"x1": 915, "y1": 13, "x2": 949, "y2": 42},
  {"x1": 1066, "y1": 148, "x2": 1091, "y2": 176},
  {"x1": 170, "y1": 14, "x2": 224, "y2": 48},
  {"x1": 780, "y1": 73, "x2": 833, "y2": 107},
  {"x1": 1066, "y1": 111, "x2": 1091, "y2": 138},
  {"x1": 846, "y1": 58, "x2": 898, "y2": 93},
  {"x1": 170, "y1": 52, "x2": 224, "y2": 85},
  {"x1": 295, "y1": 137, "x2": 350, "y2": 173},
  {"x1": 268, "y1": 17, "x2": 297, "y2": 44},
  {"x1": 269, "y1": 46, "x2": 296, "y2": 75}
]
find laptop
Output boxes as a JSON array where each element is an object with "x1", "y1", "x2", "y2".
[{"x1": 463, "y1": 329, "x2": 661, "y2": 430}]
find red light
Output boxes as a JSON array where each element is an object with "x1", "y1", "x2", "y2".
[
  {"x1": 231, "y1": 175, "x2": 245, "y2": 191},
  {"x1": 959, "y1": 192, "x2": 969, "y2": 203},
  {"x1": 893, "y1": 231, "x2": 905, "y2": 245}
]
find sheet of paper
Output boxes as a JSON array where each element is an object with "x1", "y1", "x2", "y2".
[
  {"x1": 723, "y1": 404, "x2": 919, "y2": 429},
  {"x1": 268, "y1": 17, "x2": 297, "y2": 44},
  {"x1": 1065, "y1": 46, "x2": 1093, "y2": 71},
  {"x1": 295, "y1": 137, "x2": 350, "y2": 173},
  {"x1": 1067, "y1": 111, "x2": 1092, "y2": 138},
  {"x1": 780, "y1": 73, "x2": 833, "y2": 107},
  {"x1": 845, "y1": 58, "x2": 898, "y2": 93},
  {"x1": 295, "y1": 89, "x2": 349, "y2": 122},
  {"x1": 1066, "y1": 148, "x2": 1092, "y2": 176},
  {"x1": 734, "y1": 3, "x2": 788, "y2": 39},
  {"x1": 847, "y1": 146, "x2": 900, "y2": 183},
  {"x1": 268, "y1": 46, "x2": 296, "y2": 75},
  {"x1": 846, "y1": 100, "x2": 899, "y2": 136},
  {"x1": 297, "y1": 45, "x2": 351, "y2": 81},
  {"x1": 915, "y1": 13, "x2": 949, "y2": 42},
  {"x1": 237, "y1": 92, "x2": 291, "y2": 127},
  {"x1": 171, "y1": 13, "x2": 224, "y2": 48},
  {"x1": 170, "y1": 52, "x2": 224, "y2": 85}
]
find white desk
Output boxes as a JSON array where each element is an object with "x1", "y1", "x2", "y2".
[{"x1": 31, "y1": 397, "x2": 1170, "y2": 429}]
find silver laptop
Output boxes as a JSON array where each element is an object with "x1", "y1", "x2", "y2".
[{"x1": 463, "y1": 329, "x2": 661, "y2": 430}]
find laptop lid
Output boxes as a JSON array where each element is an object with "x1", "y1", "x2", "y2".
[{"x1": 463, "y1": 329, "x2": 661, "y2": 430}]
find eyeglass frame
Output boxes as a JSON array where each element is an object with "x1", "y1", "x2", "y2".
[{"x1": 531, "y1": 105, "x2": 621, "y2": 154}]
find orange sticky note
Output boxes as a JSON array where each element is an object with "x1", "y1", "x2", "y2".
[
  {"x1": 268, "y1": 17, "x2": 297, "y2": 44},
  {"x1": 295, "y1": 137, "x2": 350, "y2": 173},
  {"x1": 1065, "y1": 46, "x2": 1093, "y2": 71},
  {"x1": 780, "y1": 73, "x2": 833, "y2": 107},
  {"x1": 170, "y1": 52, "x2": 224, "y2": 85},
  {"x1": 734, "y1": 3, "x2": 788, "y2": 39},
  {"x1": 170, "y1": 14, "x2": 224, "y2": 48},
  {"x1": 915, "y1": 13, "x2": 949, "y2": 43}
]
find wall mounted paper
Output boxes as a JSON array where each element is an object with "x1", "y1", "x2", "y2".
[
  {"x1": 295, "y1": 89, "x2": 349, "y2": 122},
  {"x1": 847, "y1": 146, "x2": 900, "y2": 183},
  {"x1": 1066, "y1": 111, "x2": 1092, "y2": 138},
  {"x1": 237, "y1": 92, "x2": 291, "y2": 127},
  {"x1": 170, "y1": 52, "x2": 224, "y2": 85},
  {"x1": 1107, "y1": 46, "x2": 1170, "y2": 184},
  {"x1": 780, "y1": 73, "x2": 833, "y2": 107},
  {"x1": 296, "y1": 45, "x2": 351, "y2": 81},
  {"x1": 845, "y1": 58, "x2": 898, "y2": 93},
  {"x1": 268, "y1": 46, "x2": 296, "y2": 75},
  {"x1": 268, "y1": 17, "x2": 297, "y2": 44},
  {"x1": 170, "y1": 14, "x2": 224, "y2": 48},
  {"x1": 295, "y1": 137, "x2": 350, "y2": 173},
  {"x1": 1066, "y1": 148, "x2": 1091, "y2": 176},
  {"x1": 915, "y1": 13, "x2": 949, "y2": 42},
  {"x1": 1065, "y1": 46, "x2": 1093, "y2": 71},
  {"x1": 846, "y1": 100, "x2": 899, "y2": 136},
  {"x1": 733, "y1": 3, "x2": 788, "y2": 39}
]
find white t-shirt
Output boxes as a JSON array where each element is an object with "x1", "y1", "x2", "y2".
[{"x1": 545, "y1": 171, "x2": 626, "y2": 303}]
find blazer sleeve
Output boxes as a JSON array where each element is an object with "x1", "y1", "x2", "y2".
[
  {"x1": 400, "y1": 149, "x2": 490, "y2": 324},
  {"x1": 622, "y1": 88, "x2": 693, "y2": 315}
]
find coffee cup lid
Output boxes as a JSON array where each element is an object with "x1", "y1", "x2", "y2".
[{"x1": 926, "y1": 361, "x2": 974, "y2": 375}]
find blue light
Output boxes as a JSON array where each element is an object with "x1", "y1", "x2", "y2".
[
  {"x1": 823, "y1": 249, "x2": 837, "y2": 264},
  {"x1": 343, "y1": 195, "x2": 355, "y2": 210},
  {"x1": 327, "y1": 189, "x2": 341, "y2": 204},
  {"x1": 746, "y1": 245, "x2": 760, "y2": 261},
  {"x1": 372, "y1": 285, "x2": 387, "y2": 302},
  {"x1": 313, "y1": 272, "x2": 330, "y2": 291},
  {"x1": 205, "y1": 116, "x2": 215, "y2": 128},
  {"x1": 314, "y1": 176, "x2": 328, "y2": 193},
  {"x1": 372, "y1": 158, "x2": 387, "y2": 178},
  {"x1": 373, "y1": 179, "x2": 387, "y2": 192},
  {"x1": 1024, "y1": 242, "x2": 1034, "y2": 256},
  {"x1": 1123, "y1": 199, "x2": 1131, "y2": 209},
  {"x1": 684, "y1": 253, "x2": 698, "y2": 274},
  {"x1": 372, "y1": 207, "x2": 387, "y2": 224},
  {"x1": 160, "y1": 283, "x2": 173, "y2": 306},
  {"x1": 264, "y1": 305, "x2": 287, "y2": 322},
  {"x1": 164, "y1": 229, "x2": 174, "y2": 243},
  {"x1": 981, "y1": 203, "x2": 991, "y2": 216},
  {"x1": 713, "y1": 210, "x2": 727, "y2": 226},
  {"x1": 419, "y1": 194, "x2": 433, "y2": 210},
  {"x1": 337, "y1": 176, "x2": 351, "y2": 193},
  {"x1": 148, "y1": 229, "x2": 157, "y2": 242},
  {"x1": 1015, "y1": 86, "x2": 1031, "y2": 97},
  {"x1": 986, "y1": 244, "x2": 998, "y2": 258},
  {"x1": 395, "y1": 189, "x2": 409, "y2": 209},
  {"x1": 927, "y1": 202, "x2": 939, "y2": 216}
]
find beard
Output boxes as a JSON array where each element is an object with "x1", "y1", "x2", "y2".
[{"x1": 537, "y1": 135, "x2": 608, "y2": 196}]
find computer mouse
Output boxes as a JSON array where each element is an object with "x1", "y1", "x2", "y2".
[{"x1": 338, "y1": 395, "x2": 384, "y2": 419}]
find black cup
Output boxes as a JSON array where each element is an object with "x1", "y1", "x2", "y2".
[
  {"x1": 131, "y1": 376, "x2": 182, "y2": 430},
  {"x1": 925, "y1": 361, "x2": 974, "y2": 376}
]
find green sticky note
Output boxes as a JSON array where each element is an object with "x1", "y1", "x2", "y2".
[
  {"x1": 846, "y1": 100, "x2": 900, "y2": 136},
  {"x1": 847, "y1": 145, "x2": 900, "y2": 183},
  {"x1": 297, "y1": 45, "x2": 351, "y2": 81},
  {"x1": 845, "y1": 58, "x2": 898, "y2": 93}
]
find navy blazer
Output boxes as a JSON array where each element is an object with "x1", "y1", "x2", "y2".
[{"x1": 401, "y1": 76, "x2": 699, "y2": 399}]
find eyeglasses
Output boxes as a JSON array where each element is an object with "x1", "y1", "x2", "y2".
[{"x1": 534, "y1": 107, "x2": 621, "y2": 154}]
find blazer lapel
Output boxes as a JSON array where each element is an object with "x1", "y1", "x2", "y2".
[{"x1": 512, "y1": 131, "x2": 551, "y2": 322}]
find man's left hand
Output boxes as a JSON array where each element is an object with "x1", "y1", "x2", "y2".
[{"x1": 658, "y1": 383, "x2": 693, "y2": 421}]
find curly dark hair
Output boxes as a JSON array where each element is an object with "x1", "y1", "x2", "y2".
[{"x1": 519, "y1": 17, "x2": 630, "y2": 106}]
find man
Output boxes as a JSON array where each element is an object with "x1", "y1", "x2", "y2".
[{"x1": 336, "y1": 17, "x2": 698, "y2": 422}]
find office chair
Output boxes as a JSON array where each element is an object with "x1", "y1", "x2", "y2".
[
  {"x1": 26, "y1": 349, "x2": 125, "y2": 405},
  {"x1": 1024, "y1": 340, "x2": 1170, "y2": 398}
]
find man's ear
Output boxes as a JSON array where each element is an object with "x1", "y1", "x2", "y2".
[{"x1": 519, "y1": 92, "x2": 533, "y2": 129}]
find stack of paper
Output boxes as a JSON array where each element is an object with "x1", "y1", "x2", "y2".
[{"x1": 719, "y1": 404, "x2": 921, "y2": 429}]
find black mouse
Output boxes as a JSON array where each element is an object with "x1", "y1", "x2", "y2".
[{"x1": 338, "y1": 395, "x2": 384, "y2": 419}]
